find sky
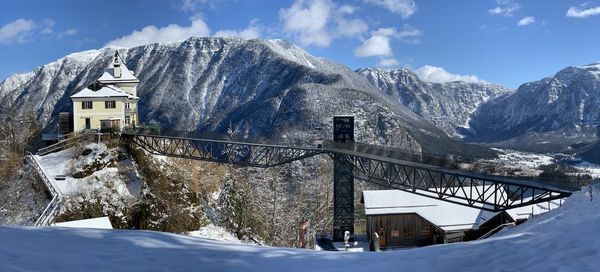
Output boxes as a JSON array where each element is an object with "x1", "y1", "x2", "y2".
[{"x1": 0, "y1": 0, "x2": 599, "y2": 89}]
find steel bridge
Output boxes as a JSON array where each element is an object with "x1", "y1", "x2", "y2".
[{"x1": 121, "y1": 131, "x2": 576, "y2": 241}]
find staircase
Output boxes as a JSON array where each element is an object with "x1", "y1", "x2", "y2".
[{"x1": 27, "y1": 154, "x2": 64, "y2": 226}]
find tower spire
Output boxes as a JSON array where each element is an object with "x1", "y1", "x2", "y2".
[{"x1": 113, "y1": 51, "x2": 122, "y2": 78}]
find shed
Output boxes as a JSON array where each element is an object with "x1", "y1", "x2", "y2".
[{"x1": 362, "y1": 188, "x2": 511, "y2": 250}]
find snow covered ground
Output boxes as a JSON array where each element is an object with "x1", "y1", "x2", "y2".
[
  {"x1": 572, "y1": 159, "x2": 600, "y2": 178},
  {"x1": 1, "y1": 184, "x2": 598, "y2": 271},
  {"x1": 188, "y1": 223, "x2": 242, "y2": 244}
]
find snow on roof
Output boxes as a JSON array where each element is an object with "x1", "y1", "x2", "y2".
[
  {"x1": 54, "y1": 217, "x2": 113, "y2": 229},
  {"x1": 505, "y1": 198, "x2": 563, "y2": 221},
  {"x1": 98, "y1": 65, "x2": 139, "y2": 83},
  {"x1": 70, "y1": 85, "x2": 139, "y2": 99},
  {"x1": 362, "y1": 189, "x2": 500, "y2": 232}
]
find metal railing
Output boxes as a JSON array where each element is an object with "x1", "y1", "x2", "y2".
[
  {"x1": 36, "y1": 130, "x2": 96, "y2": 156},
  {"x1": 27, "y1": 153, "x2": 64, "y2": 226},
  {"x1": 477, "y1": 222, "x2": 516, "y2": 240}
]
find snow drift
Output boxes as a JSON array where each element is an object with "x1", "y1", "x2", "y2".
[{"x1": 1, "y1": 184, "x2": 598, "y2": 272}]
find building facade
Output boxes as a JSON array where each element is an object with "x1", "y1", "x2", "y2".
[{"x1": 71, "y1": 51, "x2": 140, "y2": 133}]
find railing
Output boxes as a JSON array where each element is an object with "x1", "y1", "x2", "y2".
[
  {"x1": 27, "y1": 153, "x2": 63, "y2": 226},
  {"x1": 36, "y1": 130, "x2": 96, "y2": 156},
  {"x1": 477, "y1": 222, "x2": 516, "y2": 240}
]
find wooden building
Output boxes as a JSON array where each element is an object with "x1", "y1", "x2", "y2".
[{"x1": 361, "y1": 189, "x2": 525, "y2": 250}]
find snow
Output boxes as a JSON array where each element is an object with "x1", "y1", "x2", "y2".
[
  {"x1": 65, "y1": 50, "x2": 101, "y2": 63},
  {"x1": 573, "y1": 159, "x2": 600, "y2": 178},
  {"x1": 1, "y1": 184, "x2": 598, "y2": 271},
  {"x1": 98, "y1": 63, "x2": 139, "y2": 83},
  {"x1": 490, "y1": 148, "x2": 554, "y2": 169},
  {"x1": 35, "y1": 143, "x2": 134, "y2": 208},
  {"x1": 363, "y1": 189, "x2": 499, "y2": 231},
  {"x1": 187, "y1": 223, "x2": 242, "y2": 244},
  {"x1": 70, "y1": 85, "x2": 138, "y2": 99},
  {"x1": 54, "y1": 217, "x2": 113, "y2": 229}
]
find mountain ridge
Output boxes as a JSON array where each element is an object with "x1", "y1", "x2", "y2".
[{"x1": 0, "y1": 37, "x2": 495, "y2": 158}]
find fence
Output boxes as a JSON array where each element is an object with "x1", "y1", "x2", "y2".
[{"x1": 26, "y1": 153, "x2": 64, "y2": 226}]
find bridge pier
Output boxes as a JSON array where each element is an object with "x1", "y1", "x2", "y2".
[{"x1": 332, "y1": 116, "x2": 355, "y2": 241}]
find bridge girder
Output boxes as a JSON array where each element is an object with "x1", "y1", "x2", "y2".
[
  {"x1": 328, "y1": 152, "x2": 573, "y2": 212},
  {"x1": 122, "y1": 132, "x2": 575, "y2": 233},
  {"x1": 123, "y1": 133, "x2": 323, "y2": 168}
]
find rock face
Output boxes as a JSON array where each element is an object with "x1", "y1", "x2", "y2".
[
  {"x1": 464, "y1": 63, "x2": 600, "y2": 152},
  {"x1": 357, "y1": 68, "x2": 512, "y2": 137},
  {"x1": 0, "y1": 37, "x2": 491, "y2": 157}
]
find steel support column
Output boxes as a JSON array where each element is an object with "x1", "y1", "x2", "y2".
[
  {"x1": 332, "y1": 116, "x2": 355, "y2": 241},
  {"x1": 333, "y1": 153, "x2": 354, "y2": 241}
]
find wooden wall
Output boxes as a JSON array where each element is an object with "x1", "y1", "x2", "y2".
[{"x1": 366, "y1": 213, "x2": 444, "y2": 249}]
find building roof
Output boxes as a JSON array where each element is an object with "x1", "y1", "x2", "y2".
[
  {"x1": 504, "y1": 198, "x2": 563, "y2": 221},
  {"x1": 53, "y1": 216, "x2": 113, "y2": 229},
  {"x1": 362, "y1": 189, "x2": 501, "y2": 232},
  {"x1": 70, "y1": 85, "x2": 139, "y2": 99},
  {"x1": 98, "y1": 66, "x2": 139, "y2": 83}
]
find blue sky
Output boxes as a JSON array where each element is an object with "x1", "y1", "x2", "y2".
[{"x1": 1, "y1": 0, "x2": 599, "y2": 88}]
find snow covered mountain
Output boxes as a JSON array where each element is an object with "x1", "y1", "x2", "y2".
[
  {"x1": 0, "y1": 37, "x2": 490, "y2": 157},
  {"x1": 464, "y1": 63, "x2": 600, "y2": 152},
  {"x1": 357, "y1": 68, "x2": 512, "y2": 137}
]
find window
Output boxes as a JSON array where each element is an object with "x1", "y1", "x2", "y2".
[
  {"x1": 82, "y1": 101, "x2": 93, "y2": 109},
  {"x1": 404, "y1": 226, "x2": 415, "y2": 239},
  {"x1": 421, "y1": 225, "x2": 431, "y2": 237},
  {"x1": 125, "y1": 102, "x2": 131, "y2": 109},
  {"x1": 105, "y1": 101, "x2": 116, "y2": 109},
  {"x1": 125, "y1": 116, "x2": 130, "y2": 125},
  {"x1": 85, "y1": 118, "x2": 91, "y2": 129}
]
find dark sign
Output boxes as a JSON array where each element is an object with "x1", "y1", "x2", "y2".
[{"x1": 333, "y1": 116, "x2": 354, "y2": 142}]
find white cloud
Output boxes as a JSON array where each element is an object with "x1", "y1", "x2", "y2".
[
  {"x1": 355, "y1": 35, "x2": 392, "y2": 57},
  {"x1": 364, "y1": 0, "x2": 417, "y2": 19},
  {"x1": 279, "y1": 0, "x2": 333, "y2": 47},
  {"x1": 215, "y1": 20, "x2": 261, "y2": 39},
  {"x1": 517, "y1": 16, "x2": 535, "y2": 26},
  {"x1": 105, "y1": 17, "x2": 210, "y2": 47},
  {"x1": 279, "y1": 0, "x2": 368, "y2": 47},
  {"x1": 0, "y1": 19, "x2": 36, "y2": 44},
  {"x1": 41, "y1": 19, "x2": 55, "y2": 34},
  {"x1": 488, "y1": 0, "x2": 521, "y2": 17},
  {"x1": 566, "y1": 5, "x2": 600, "y2": 18},
  {"x1": 65, "y1": 28, "x2": 78, "y2": 36},
  {"x1": 354, "y1": 25, "x2": 421, "y2": 58},
  {"x1": 377, "y1": 58, "x2": 400, "y2": 67},
  {"x1": 415, "y1": 65, "x2": 486, "y2": 84},
  {"x1": 335, "y1": 17, "x2": 369, "y2": 37},
  {"x1": 180, "y1": 0, "x2": 222, "y2": 12}
]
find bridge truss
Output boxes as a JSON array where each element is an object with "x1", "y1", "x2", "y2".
[
  {"x1": 123, "y1": 133, "x2": 323, "y2": 168},
  {"x1": 122, "y1": 132, "x2": 576, "y2": 240}
]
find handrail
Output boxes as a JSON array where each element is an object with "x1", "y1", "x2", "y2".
[
  {"x1": 36, "y1": 130, "x2": 96, "y2": 156},
  {"x1": 477, "y1": 222, "x2": 516, "y2": 240},
  {"x1": 27, "y1": 153, "x2": 64, "y2": 226}
]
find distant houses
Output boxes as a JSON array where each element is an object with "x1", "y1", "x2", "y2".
[
  {"x1": 69, "y1": 51, "x2": 140, "y2": 133},
  {"x1": 361, "y1": 189, "x2": 561, "y2": 250}
]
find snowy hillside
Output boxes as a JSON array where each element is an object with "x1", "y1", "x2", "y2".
[
  {"x1": 357, "y1": 68, "x2": 512, "y2": 137},
  {"x1": 465, "y1": 63, "x2": 600, "y2": 152},
  {"x1": 0, "y1": 184, "x2": 597, "y2": 272}
]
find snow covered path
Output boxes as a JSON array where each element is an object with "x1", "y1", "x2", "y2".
[{"x1": 1, "y1": 185, "x2": 599, "y2": 271}]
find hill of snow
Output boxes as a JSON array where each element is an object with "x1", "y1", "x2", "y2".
[{"x1": 1, "y1": 184, "x2": 597, "y2": 272}]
